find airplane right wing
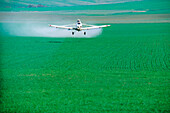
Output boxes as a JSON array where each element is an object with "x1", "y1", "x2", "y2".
[
  {"x1": 81, "y1": 25, "x2": 111, "y2": 30},
  {"x1": 49, "y1": 25, "x2": 73, "y2": 30}
]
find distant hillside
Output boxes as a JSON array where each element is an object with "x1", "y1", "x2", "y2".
[
  {"x1": 0, "y1": 0, "x2": 143, "y2": 7},
  {"x1": 0, "y1": 0, "x2": 169, "y2": 14}
]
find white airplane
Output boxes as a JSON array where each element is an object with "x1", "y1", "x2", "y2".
[{"x1": 49, "y1": 19, "x2": 111, "y2": 35}]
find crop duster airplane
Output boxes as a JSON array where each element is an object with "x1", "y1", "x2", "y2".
[{"x1": 49, "y1": 19, "x2": 111, "y2": 35}]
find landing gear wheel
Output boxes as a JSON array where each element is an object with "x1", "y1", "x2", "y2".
[
  {"x1": 72, "y1": 32, "x2": 74, "y2": 35},
  {"x1": 84, "y1": 32, "x2": 86, "y2": 35}
]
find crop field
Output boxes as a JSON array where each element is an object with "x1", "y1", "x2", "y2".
[{"x1": 0, "y1": 22, "x2": 169, "y2": 112}]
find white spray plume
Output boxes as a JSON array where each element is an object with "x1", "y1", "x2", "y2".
[{"x1": 3, "y1": 23, "x2": 102, "y2": 38}]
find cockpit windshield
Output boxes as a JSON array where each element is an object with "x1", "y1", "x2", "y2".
[{"x1": 77, "y1": 19, "x2": 80, "y2": 22}]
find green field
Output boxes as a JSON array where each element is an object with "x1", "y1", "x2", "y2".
[{"x1": 0, "y1": 23, "x2": 169, "y2": 112}]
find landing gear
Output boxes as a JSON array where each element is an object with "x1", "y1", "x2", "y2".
[
  {"x1": 71, "y1": 31, "x2": 86, "y2": 35},
  {"x1": 84, "y1": 32, "x2": 86, "y2": 35}
]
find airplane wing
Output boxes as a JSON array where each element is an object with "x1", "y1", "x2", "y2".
[
  {"x1": 49, "y1": 25, "x2": 73, "y2": 30},
  {"x1": 81, "y1": 25, "x2": 111, "y2": 30}
]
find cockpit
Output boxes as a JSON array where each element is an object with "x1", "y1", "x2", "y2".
[
  {"x1": 77, "y1": 19, "x2": 81, "y2": 23},
  {"x1": 76, "y1": 19, "x2": 82, "y2": 29}
]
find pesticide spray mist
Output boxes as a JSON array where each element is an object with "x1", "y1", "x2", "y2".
[{"x1": 2, "y1": 22, "x2": 102, "y2": 38}]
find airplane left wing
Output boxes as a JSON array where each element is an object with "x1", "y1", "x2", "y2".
[
  {"x1": 81, "y1": 25, "x2": 111, "y2": 30},
  {"x1": 49, "y1": 25, "x2": 73, "y2": 30}
]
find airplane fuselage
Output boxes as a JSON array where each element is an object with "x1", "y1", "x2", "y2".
[{"x1": 75, "y1": 19, "x2": 82, "y2": 31}]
